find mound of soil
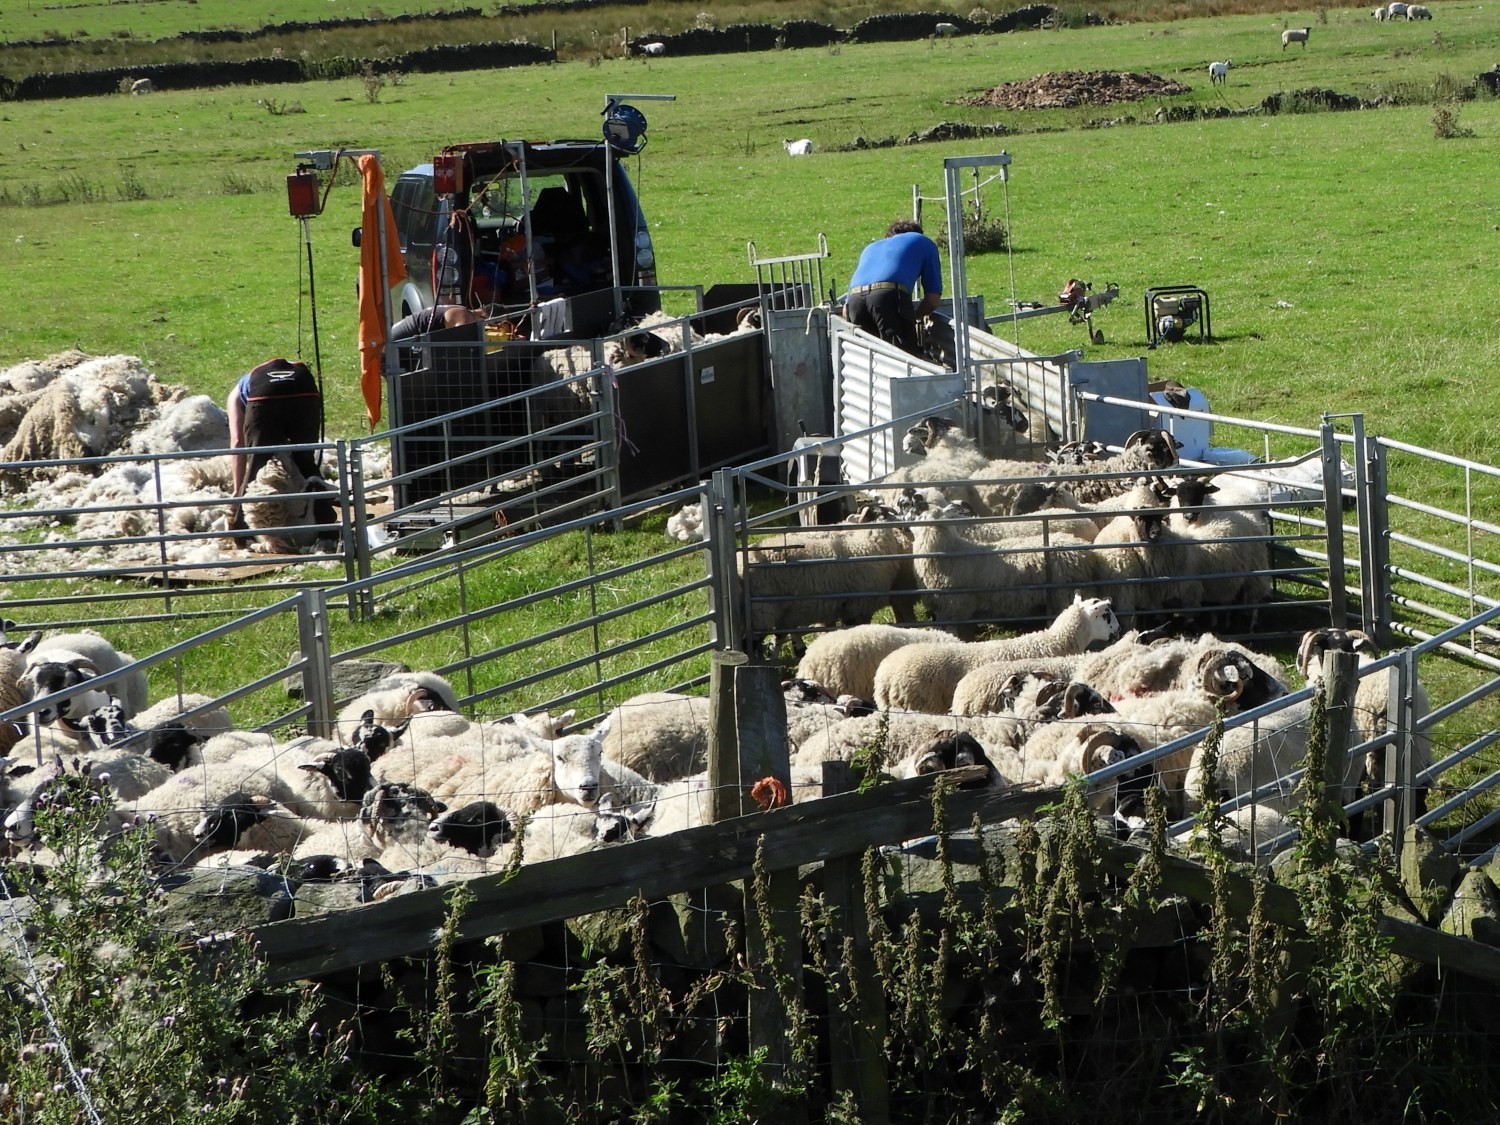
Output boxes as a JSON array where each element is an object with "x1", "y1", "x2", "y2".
[{"x1": 960, "y1": 70, "x2": 1191, "y2": 110}]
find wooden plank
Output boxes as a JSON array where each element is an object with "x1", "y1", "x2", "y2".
[{"x1": 252, "y1": 766, "x2": 1028, "y2": 983}]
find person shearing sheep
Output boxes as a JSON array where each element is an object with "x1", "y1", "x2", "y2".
[
  {"x1": 844, "y1": 219, "x2": 943, "y2": 357},
  {"x1": 226, "y1": 357, "x2": 337, "y2": 545}
]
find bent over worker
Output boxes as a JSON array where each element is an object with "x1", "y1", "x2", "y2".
[
  {"x1": 845, "y1": 219, "x2": 943, "y2": 357},
  {"x1": 226, "y1": 357, "x2": 336, "y2": 537}
]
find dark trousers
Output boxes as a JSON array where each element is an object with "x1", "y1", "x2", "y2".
[
  {"x1": 847, "y1": 287, "x2": 919, "y2": 355},
  {"x1": 241, "y1": 361, "x2": 336, "y2": 527}
]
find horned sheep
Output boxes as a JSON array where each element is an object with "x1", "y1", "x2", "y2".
[{"x1": 17, "y1": 628, "x2": 149, "y2": 723}]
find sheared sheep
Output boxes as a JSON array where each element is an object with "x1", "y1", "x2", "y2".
[
  {"x1": 875, "y1": 594, "x2": 1120, "y2": 714},
  {"x1": 795, "y1": 623, "x2": 962, "y2": 702},
  {"x1": 241, "y1": 454, "x2": 339, "y2": 555},
  {"x1": 1208, "y1": 60, "x2": 1231, "y2": 85},
  {"x1": 1281, "y1": 26, "x2": 1310, "y2": 49}
]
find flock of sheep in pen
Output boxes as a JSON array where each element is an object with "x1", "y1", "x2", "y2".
[{"x1": 0, "y1": 386, "x2": 1424, "y2": 893}]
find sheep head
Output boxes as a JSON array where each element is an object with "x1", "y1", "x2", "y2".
[
  {"x1": 980, "y1": 383, "x2": 1029, "y2": 433},
  {"x1": 18, "y1": 651, "x2": 107, "y2": 726},
  {"x1": 913, "y1": 730, "x2": 995, "y2": 788},
  {"x1": 192, "y1": 791, "x2": 283, "y2": 850},
  {"x1": 1171, "y1": 476, "x2": 1220, "y2": 524},
  {"x1": 298, "y1": 746, "x2": 375, "y2": 804},
  {"x1": 1198, "y1": 649, "x2": 1289, "y2": 712},
  {"x1": 428, "y1": 800, "x2": 516, "y2": 858},
  {"x1": 360, "y1": 780, "x2": 447, "y2": 847},
  {"x1": 1296, "y1": 627, "x2": 1379, "y2": 684},
  {"x1": 1123, "y1": 428, "x2": 1184, "y2": 469},
  {"x1": 550, "y1": 719, "x2": 608, "y2": 807},
  {"x1": 901, "y1": 416, "x2": 956, "y2": 457},
  {"x1": 1072, "y1": 594, "x2": 1121, "y2": 647},
  {"x1": 347, "y1": 709, "x2": 409, "y2": 760}
]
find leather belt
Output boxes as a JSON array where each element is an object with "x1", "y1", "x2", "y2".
[{"x1": 848, "y1": 282, "x2": 909, "y2": 297}]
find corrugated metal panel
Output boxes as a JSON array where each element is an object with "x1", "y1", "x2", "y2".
[{"x1": 831, "y1": 316, "x2": 963, "y2": 484}]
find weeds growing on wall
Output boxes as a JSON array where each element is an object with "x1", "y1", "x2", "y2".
[{"x1": 8, "y1": 708, "x2": 1500, "y2": 1123}]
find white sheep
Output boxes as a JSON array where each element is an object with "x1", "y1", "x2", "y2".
[
  {"x1": 1296, "y1": 627, "x2": 1432, "y2": 803},
  {"x1": 241, "y1": 454, "x2": 338, "y2": 555},
  {"x1": 1386, "y1": 2, "x2": 1409, "y2": 15},
  {"x1": 379, "y1": 719, "x2": 608, "y2": 816},
  {"x1": 1089, "y1": 508, "x2": 1200, "y2": 627},
  {"x1": 16, "y1": 629, "x2": 149, "y2": 724},
  {"x1": 1372, "y1": 5, "x2": 1388, "y2": 18},
  {"x1": 3, "y1": 746, "x2": 182, "y2": 847},
  {"x1": 127, "y1": 762, "x2": 315, "y2": 864},
  {"x1": 1281, "y1": 26, "x2": 1310, "y2": 50},
  {"x1": 1182, "y1": 695, "x2": 1362, "y2": 817},
  {"x1": 1208, "y1": 60, "x2": 1231, "y2": 85},
  {"x1": 934, "y1": 21, "x2": 958, "y2": 36},
  {"x1": 1009, "y1": 720, "x2": 1158, "y2": 825},
  {"x1": 1045, "y1": 429, "x2": 1184, "y2": 506},
  {"x1": 739, "y1": 514, "x2": 918, "y2": 646},
  {"x1": 905, "y1": 499, "x2": 1103, "y2": 640},
  {"x1": 1405, "y1": 4, "x2": 1431, "y2": 17},
  {"x1": 1168, "y1": 476, "x2": 1273, "y2": 631},
  {"x1": 129, "y1": 77, "x2": 156, "y2": 95},
  {"x1": 795, "y1": 623, "x2": 962, "y2": 703},
  {"x1": 783, "y1": 138, "x2": 814, "y2": 156},
  {"x1": 333, "y1": 671, "x2": 461, "y2": 744},
  {"x1": 599, "y1": 692, "x2": 709, "y2": 782},
  {"x1": 641, "y1": 41, "x2": 666, "y2": 56},
  {"x1": 875, "y1": 595, "x2": 1120, "y2": 714}
]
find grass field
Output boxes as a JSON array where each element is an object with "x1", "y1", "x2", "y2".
[{"x1": 2, "y1": 4, "x2": 1496, "y2": 456}]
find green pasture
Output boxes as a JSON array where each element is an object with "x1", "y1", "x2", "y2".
[
  {"x1": 1, "y1": 3, "x2": 1498, "y2": 734},
  {"x1": 1, "y1": 4, "x2": 1496, "y2": 452}
]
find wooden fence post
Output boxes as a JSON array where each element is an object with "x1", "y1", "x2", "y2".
[
  {"x1": 1320, "y1": 648, "x2": 1358, "y2": 819},
  {"x1": 821, "y1": 761, "x2": 890, "y2": 1122},
  {"x1": 735, "y1": 663, "x2": 806, "y2": 1118},
  {"x1": 708, "y1": 648, "x2": 749, "y2": 824}
]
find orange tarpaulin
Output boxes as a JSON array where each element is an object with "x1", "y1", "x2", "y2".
[{"x1": 357, "y1": 153, "x2": 408, "y2": 430}]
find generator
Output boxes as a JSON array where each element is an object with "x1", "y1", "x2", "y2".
[{"x1": 1144, "y1": 285, "x2": 1211, "y2": 348}]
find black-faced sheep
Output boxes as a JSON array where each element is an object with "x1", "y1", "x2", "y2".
[
  {"x1": 1169, "y1": 476, "x2": 1274, "y2": 631},
  {"x1": 875, "y1": 594, "x2": 1120, "y2": 714},
  {"x1": 17, "y1": 629, "x2": 149, "y2": 725}
]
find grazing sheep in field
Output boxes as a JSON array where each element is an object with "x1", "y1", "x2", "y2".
[
  {"x1": 1208, "y1": 60, "x2": 1231, "y2": 85},
  {"x1": 1386, "y1": 1, "x2": 1409, "y2": 15},
  {"x1": 795, "y1": 623, "x2": 962, "y2": 702},
  {"x1": 129, "y1": 77, "x2": 156, "y2": 94},
  {"x1": 641, "y1": 41, "x2": 666, "y2": 56},
  {"x1": 783, "y1": 138, "x2": 814, "y2": 156},
  {"x1": 1282, "y1": 26, "x2": 1310, "y2": 50},
  {"x1": 1372, "y1": 5, "x2": 1388, "y2": 19},
  {"x1": 935, "y1": 22, "x2": 959, "y2": 36},
  {"x1": 876, "y1": 595, "x2": 1120, "y2": 714},
  {"x1": 1405, "y1": 3, "x2": 1431, "y2": 17}
]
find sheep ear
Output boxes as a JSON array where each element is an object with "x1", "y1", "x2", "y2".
[
  {"x1": 16, "y1": 631, "x2": 42, "y2": 656},
  {"x1": 591, "y1": 715, "x2": 611, "y2": 742}
]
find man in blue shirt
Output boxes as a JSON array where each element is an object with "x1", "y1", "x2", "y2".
[{"x1": 845, "y1": 219, "x2": 943, "y2": 356}]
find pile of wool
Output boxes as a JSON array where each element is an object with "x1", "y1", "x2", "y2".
[{"x1": 0, "y1": 352, "x2": 174, "y2": 477}]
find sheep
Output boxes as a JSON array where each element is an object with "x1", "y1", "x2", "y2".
[
  {"x1": 129, "y1": 77, "x2": 156, "y2": 94},
  {"x1": 1386, "y1": 1, "x2": 1409, "y2": 15},
  {"x1": 380, "y1": 719, "x2": 609, "y2": 817},
  {"x1": 792, "y1": 707, "x2": 1026, "y2": 773},
  {"x1": 905, "y1": 499, "x2": 1105, "y2": 639},
  {"x1": 241, "y1": 454, "x2": 339, "y2": 555},
  {"x1": 1010, "y1": 721, "x2": 1159, "y2": 828},
  {"x1": 738, "y1": 512, "x2": 918, "y2": 648},
  {"x1": 1208, "y1": 60, "x2": 1231, "y2": 85},
  {"x1": 1044, "y1": 429, "x2": 1184, "y2": 506},
  {"x1": 795, "y1": 623, "x2": 962, "y2": 703},
  {"x1": 16, "y1": 628, "x2": 149, "y2": 724},
  {"x1": 1372, "y1": 5, "x2": 1388, "y2": 19},
  {"x1": 1405, "y1": 3, "x2": 1431, "y2": 17},
  {"x1": 333, "y1": 671, "x2": 461, "y2": 744},
  {"x1": 902, "y1": 729, "x2": 1003, "y2": 786},
  {"x1": 1079, "y1": 633, "x2": 1288, "y2": 709},
  {"x1": 641, "y1": 41, "x2": 666, "y2": 56},
  {"x1": 1281, "y1": 26, "x2": 1310, "y2": 50},
  {"x1": 875, "y1": 595, "x2": 1120, "y2": 714},
  {"x1": 0, "y1": 644, "x2": 26, "y2": 756},
  {"x1": 598, "y1": 692, "x2": 709, "y2": 782},
  {"x1": 603, "y1": 311, "x2": 703, "y2": 368},
  {"x1": 1296, "y1": 627, "x2": 1432, "y2": 808},
  {"x1": 427, "y1": 800, "x2": 518, "y2": 858},
  {"x1": 3, "y1": 748, "x2": 179, "y2": 847},
  {"x1": 81, "y1": 697, "x2": 205, "y2": 772},
  {"x1": 1168, "y1": 476, "x2": 1274, "y2": 631},
  {"x1": 1089, "y1": 508, "x2": 1200, "y2": 628},
  {"x1": 1182, "y1": 693, "x2": 1363, "y2": 817},
  {"x1": 783, "y1": 138, "x2": 814, "y2": 156}
]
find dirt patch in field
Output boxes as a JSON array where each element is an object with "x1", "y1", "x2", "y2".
[{"x1": 959, "y1": 70, "x2": 1191, "y2": 110}]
